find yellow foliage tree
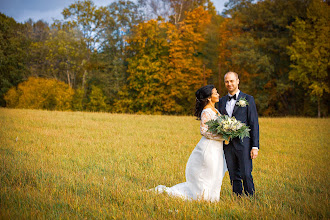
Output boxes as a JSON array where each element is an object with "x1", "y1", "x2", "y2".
[
  {"x1": 115, "y1": 19, "x2": 170, "y2": 114},
  {"x1": 4, "y1": 77, "x2": 74, "y2": 111}
]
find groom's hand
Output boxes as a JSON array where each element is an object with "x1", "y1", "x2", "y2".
[{"x1": 250, "y1": 149, "x2": 258, "y2": 159}]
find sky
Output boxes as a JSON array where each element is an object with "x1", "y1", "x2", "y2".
[{"x1": 0, "y1": 0, "x2": 227, "y2": 24}]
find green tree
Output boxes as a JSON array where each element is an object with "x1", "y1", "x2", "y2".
[
  {"x1": 287, "y1": 0, "x2": 330, "y2": 117},
  {"x1": 61, "y1": 0, "x2": 110, "y2": 90},
  {"x1": 72, "y1": 88, "x2": 85, "y2": 111},
  {"x1": 45, "y1": 27, "x2": 87, "y2": 88},
  {"x1": 96, "y1": 0, "x2": 142, "y2": 107},
  {"x1": 0, "y1": 13, "x2": 30, "y2": 106},
  {"x1": 29, "y1": 24, "x2": 88, "y2": 89},
  {"x1": 221, "y1": 0, "x2": 312, "y2": 116},
  {"x1": 86, "y1": 85, "x2": 107, "y2": 111}
]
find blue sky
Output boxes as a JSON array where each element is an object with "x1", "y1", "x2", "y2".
[{"x1": 0, "y1": 0, "x2": 227, "y2": 24}]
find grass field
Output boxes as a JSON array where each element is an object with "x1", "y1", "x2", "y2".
[{"x1": 0, "y1": 108, "x2": 329, "y2": 219}]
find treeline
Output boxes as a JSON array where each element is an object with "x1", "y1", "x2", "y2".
[{"x1": 1, "y1": 0, "x2": 329, "y2": 117}]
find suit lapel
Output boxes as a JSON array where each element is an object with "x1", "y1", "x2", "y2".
[
  {"x1": 222, "y1": 95, "x2": 229, "y2": 115},
  {"x1": 232, "y1": 92, "x2": 244, "y2": 116}
]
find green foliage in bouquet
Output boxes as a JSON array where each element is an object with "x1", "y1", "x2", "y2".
[{"x1": 205, "y1": 115, "x2": 250, "y2": 142}]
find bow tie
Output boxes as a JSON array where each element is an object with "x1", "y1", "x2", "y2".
[{"x1": 228, "y1": 94, "x2": 237, "y2": 101}]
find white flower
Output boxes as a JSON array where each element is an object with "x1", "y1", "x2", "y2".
[
  {"x1": 236, "y1": 97, "x2": 249, "y2": 107},
  {"x1": 236, "y1": 123, "x2": 243, "y2": 130},
  {"x1": 238, "y1": 100, "x2": 246, "y2": 107}
]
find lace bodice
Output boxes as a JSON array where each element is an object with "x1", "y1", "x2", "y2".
[{"x1": 200, "y1": 108, "x2": 223, "y2": 141}]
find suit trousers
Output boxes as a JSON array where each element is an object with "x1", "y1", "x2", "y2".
[{"x1": 224, "y1": 144, "x2": 255, "y2": 196}]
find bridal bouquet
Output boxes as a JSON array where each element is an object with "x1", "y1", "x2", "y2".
[{"x1": 205, "y1": 115, "x2": 250, "y2": 144}]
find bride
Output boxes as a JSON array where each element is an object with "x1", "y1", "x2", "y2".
[{"x1": 152, "y1": 85, "x2": 227, "y2": 202}]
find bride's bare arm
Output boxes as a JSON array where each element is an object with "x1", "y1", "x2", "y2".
[{"x1": 200, "y1": 111, "x2": 224, "y2": 141}]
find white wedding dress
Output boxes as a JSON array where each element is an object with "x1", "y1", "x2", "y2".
[{"x1": 152, "y1": 108, "x2": 227, "y2": 202}]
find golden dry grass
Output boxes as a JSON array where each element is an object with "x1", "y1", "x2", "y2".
[{"x1": 0, "y1": 108, "x2": 329, "y2": 219}]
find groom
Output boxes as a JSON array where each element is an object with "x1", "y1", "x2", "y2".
[{"x1": 217, "y1": 71, "x2": 259, "y2": 196}]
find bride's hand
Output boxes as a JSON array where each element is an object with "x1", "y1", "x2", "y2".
[{"x1": 224, "y1": 137, "x2": 230, "y2": 145}]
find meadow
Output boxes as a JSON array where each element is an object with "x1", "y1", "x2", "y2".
[{"x1": 0, "y1": 108, "x2": 329, "y2": 219}]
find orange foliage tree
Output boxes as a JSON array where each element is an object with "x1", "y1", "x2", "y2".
[
  {"x1": 165, "y1": 6, "x2": 212, "y2": 113},
  {"x1": 115, "y1": 7, "x2": 212, "y2": 114}
]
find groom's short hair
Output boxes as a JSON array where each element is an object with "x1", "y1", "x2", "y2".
[{"x1": 224, "y1": 71, "x2": 239, "y2": 80}]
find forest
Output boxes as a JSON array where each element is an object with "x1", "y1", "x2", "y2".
[{"x1": 1, "y1": 0, "x2": 329, "y2": 117}]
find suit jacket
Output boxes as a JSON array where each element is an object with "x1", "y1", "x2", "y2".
[{"x1": 217, "y1": 91, "x2": 259, "y2": 150}]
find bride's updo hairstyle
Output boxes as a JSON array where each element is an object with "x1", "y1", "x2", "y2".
[{"x1": 194, "y1": 85, "x2": 215, "y2": 120}]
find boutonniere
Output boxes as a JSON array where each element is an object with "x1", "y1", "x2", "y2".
[{"x1": 236, "y1": 97, "x2": 249, "y2": 107}]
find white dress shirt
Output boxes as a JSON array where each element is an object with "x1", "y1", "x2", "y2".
[{"x1": 226, "y1": 90, "x2": 240, "y2": 117}]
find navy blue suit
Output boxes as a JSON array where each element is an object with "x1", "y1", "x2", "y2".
[{"x1": 217, "y1": 92, "x2": 259, "y2": 196}]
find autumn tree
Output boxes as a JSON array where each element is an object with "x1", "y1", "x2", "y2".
[
  {"x1": 214, "y1": 17, "x2": 240, "y2": 95},
  {"x1": 115, "y1": 19, "x2": 170, "y2": 114},
  {"x1": 287, "y1": 0, "x2": 330, "y2": 117},
  {"x1": 116, "y1": 7, "x2": 212, "y2": 114},
  {"x1": 4, "y1": 77, "x2": 74, "y2": 110},
  {"x1": 165, "y1": 6, "x2": 212, "y2": 113},
  {"x1": 168, "y1": 0, "x2": 216, "y2": 25}
]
